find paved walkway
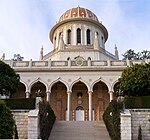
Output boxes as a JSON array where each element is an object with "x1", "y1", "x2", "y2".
[{"x1": 49, "y1": 121, "x2": 110, "y2": 140}]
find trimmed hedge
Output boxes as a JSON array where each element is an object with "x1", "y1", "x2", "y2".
[
  {"x1": 2, "y1": 98, "x2": 36, "y2": 110},
  {"x1": 0, "y1": 100, "x2": 15, "y2": 139},
  {"x1": 103, "y1": 100, "x2": 123, "y2": 140},
  {"x1": 39, "y1": 101, "x2": 56, "y2": 140},
  {"x1": 125, "y1": 96, "x2": 150, "y2": 109}
]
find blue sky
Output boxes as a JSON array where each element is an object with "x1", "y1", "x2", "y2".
[{"x1": 0, "y1": 0, "x2": 150, "y2": 60}]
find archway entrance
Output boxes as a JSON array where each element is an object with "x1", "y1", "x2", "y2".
[
  {"x1": 76, "y1": 106, "x2": 84, "y2": 121},
  {"x1": 31, "y1": 81, "x2": 46, "y2": 100},
  {"x1": 11, "y1": 82, "x2": 26, "y2": 98},
  {"x1": 51, "y1": 82, "x2": 67, "y2": 120},
  {"x1": 93, "y1": 81, "x2": 109, "y2": 120},
  {"x1": 72, "y1": 81, "x2": 88, "y2": 121}
]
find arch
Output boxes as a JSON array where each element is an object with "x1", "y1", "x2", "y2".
[
  {"x1": 29, "y1": 78, "x2": 48, "y2": 92},
  {"x1": 91, "y1": 77, "x2": 111, "y2": 92},
  {"x1": 112, "y1": 80, "x2": 120, "y2": 97},
  {"x1": 77, "y1": 28, "x2": 81, "y2": 44},
  {"x1": 50, "y1": 79, "x2": 68, "y2": 121},
  {"x1": 30, "y1": 81, "x2": 46, "y2": 99},
  {"x1": 92, "y1": 78, "x2": 110, "y2": 120},
  {"x1": 11, "y1": 82, "x2": 26, "y2": 98},
  {"x1": 86, "y1": 29, "x2": 91, "y2": 45},
  {"x1": 76, "y1": 106, "x2": 84, "y2": 110},
  {"x1": 67, "y1": 29, "x2": 71, "y2": 44},
  {"x1": 70, "y1": 77, "x2": 90, "y2": 92},
  {"x1": 20, "y1": 79, "x2": 28, "y2": 92},
  {"x1": 49, "y1": 77, "x2": 69, "y2": 92},
  {"x1": 112, "y1": 79, "x2": 120, "y2": 92}
]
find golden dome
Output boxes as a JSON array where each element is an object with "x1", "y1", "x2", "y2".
[{"x1": 59, "y1": 7, "x2": 99, "y2": 23}]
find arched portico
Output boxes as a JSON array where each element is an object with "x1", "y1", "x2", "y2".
[
  {"x1": 71, "y1": 81, "x2": 88, "y2": 121},
  {"x1": 92, "y1": 81, "x2": 109, "y2": 120},
  {"x1": 11, "y1": 82, "x2": 26, "y2": 98},
  {"x1": 30, "y1": 81, "x2": 46, "y2": 99},
  {"x1": 50, "y1": 81, "x2": 67, "y2": 120},
  {"x1": 113, "y1": 81, "x2": 120, "y2": 99}
]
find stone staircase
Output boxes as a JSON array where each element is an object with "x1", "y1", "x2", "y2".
[{"x1": 49, "y1": 121, "x2": 110, "y2": 140}]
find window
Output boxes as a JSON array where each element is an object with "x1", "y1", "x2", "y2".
[
  {"x1": 54, "y1": 37, "x2": 56, "y2": 48},
  {"x1": 77, "y1": 28, "x2": 81, "y2": 44},
  {"x1": 96, "y1": 32, "x2": 99, "y2": 36},
  {"x1": 67, "y1": 29, "x2": 71, "y2": 44},
  {"x1": 87, "y1": 29, "x2": 90, "y2": 45}
]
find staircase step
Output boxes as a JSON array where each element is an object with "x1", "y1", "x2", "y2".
[{"x1": 49, "y1": 121, "x2": 110, "y2": 140}]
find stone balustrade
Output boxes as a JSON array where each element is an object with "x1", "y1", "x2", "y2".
[{"x1": 3, "y1": 59, "x2": 150, "y2": 69}]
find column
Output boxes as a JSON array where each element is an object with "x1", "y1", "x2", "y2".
[
  {"x1": 63, "y1": 29, "x2": 67, "y2": 44},
  {"x1": 109, "y1": 91, "x2": 114, "y2": 102},
  {"x1": 46, "y1": 91, "x2": 51, "y2": 103},
  {"x1": 67, "y1": 91, "x2": 71, "y2": 121},
  {"x1": 56, "y1": 33, "x2": 59, "y2": 49},
  {"x1": 72, "y1": 25, "x2": 76, "y2": 45},
  {"x1": 25, "y1": 91, "x2": 30, "y2": 98},
  {"x1": 84, "y1": 28, "x2": 87, "y2": 45},
  {"x1": 88, "y1": 91, "x2": 93, "y2": 121}
]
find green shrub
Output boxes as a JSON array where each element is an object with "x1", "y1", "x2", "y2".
[
  {"x1": 125, "y1": 96, "x2": 150, "y2": 109},
  {"x1": 103, "y1": 100, "x2": 122, "y2": 140},
  {"x1": 2, "y1": 98, "x2": 36, "y2": 109},
  {"x1": 39, "y1": 101, "x2": 56, "y2": 140},
  {"x1": 0, "y1": 100, "x2": 15, "y2": 139}
]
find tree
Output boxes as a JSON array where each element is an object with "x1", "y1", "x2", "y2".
[
  {"x1": 0, "y1": 100, "x2": 15, "y2": 139},
  {"x1": 140, "y1": 50, "x2": 150, "y2": 60},
  {"x1": 119, "y1": 63, "x2": 150, "y2": 96},
  {"x1": 122, "y1": 49, "x2": 150, "y2": 60},
  {"x1": 122, "y1": 49, "x2": 137, "y2": 60},
  {"x1": 0, "y1": 61, "x2": 20, "y2": 97},
  {"x1": 12, "y1": 54, "x2": 24, "y2": 61}
]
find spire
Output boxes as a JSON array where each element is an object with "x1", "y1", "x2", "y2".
[
  {"x1": 39, "y1": 46, "x2": 43, "y2": 61},
  {"x1": 114, "y1": 44, "x2": 119, "y2": 60},
  {"x1": 1, "y1": 53, "x2": 5, "y2": 60}
]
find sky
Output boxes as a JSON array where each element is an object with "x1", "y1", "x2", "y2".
[{"x1": 0, "y1": 0, "x2": 150, "y2": 60}]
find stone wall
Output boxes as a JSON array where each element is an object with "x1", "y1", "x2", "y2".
[
  {"x1": 121, "y1": 109, "x2": 150, "y2": 140},
  {"x1": 12, "y1": 110, "x2": 29, "y2": 139},
  {"x1": 28, "y1": 110, "x2": 39, "y2": 139},
  {"x1": 120, "y1": 110, "x2": 131, "y2": 140},
  {"x1": 130, "y1": 109, "x2": 150, "y2": 140}
]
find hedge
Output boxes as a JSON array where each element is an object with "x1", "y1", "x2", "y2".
[
  {"x1": 0, "y1": 100, "x2": 15, "y2": 139},
  {"x1": 2, "y1": 98, "x2": 36, "y2": 110},
  {"x1": 39, "y1": 101, "x2": 56, "y2": 140},
  {"x1": 103, "y1": 100, "x2": 123, "y2": 140},
  {"x1": 125, "y1": 96, "x2": 150, "y2": 109}
]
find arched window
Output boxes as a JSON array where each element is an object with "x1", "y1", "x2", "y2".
[
  {"x1": 67, "y1": 29, "x2": 71, "y2": 44},
  {"x1": 87, "y1": 29, "x2": 90, "y2": 45},
  {"x1": 77, "y1": 28, "x2": 81, "y2": 44},
  {"x1": 54, "y1": 37, "x2": 56, "y2": 48}
]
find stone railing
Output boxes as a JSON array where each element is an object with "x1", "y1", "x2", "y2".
[{"x1": 3, "y1": 59, "x2": 150, "y2": 69}]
